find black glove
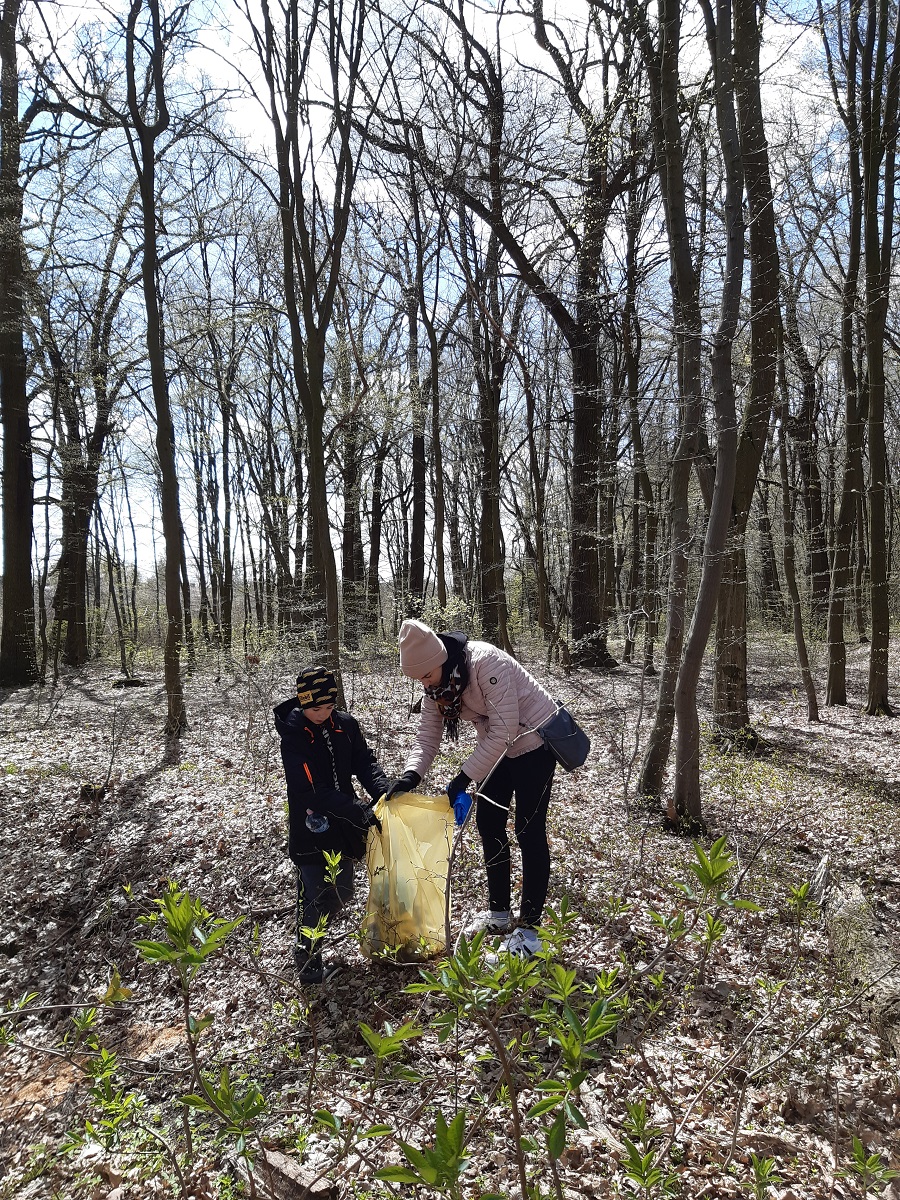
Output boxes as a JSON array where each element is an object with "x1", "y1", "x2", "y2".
[
  {"x1": 384, "y1": 770, "x2": 421, "y2": 801},
  {"x1": 360, "y1": 801, "x2": 382, "y2": 834},
  {"x1": 446, "y1": 770, "x2": 471, "y2": 801}
]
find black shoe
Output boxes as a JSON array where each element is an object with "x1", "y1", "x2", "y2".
[{"x1": 293, "y1": 947, "x2": 324, "y2": 985}]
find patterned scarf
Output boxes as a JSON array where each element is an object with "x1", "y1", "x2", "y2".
[{"x1": 424, "y1": 633, "x2": 469, "y2": 741}]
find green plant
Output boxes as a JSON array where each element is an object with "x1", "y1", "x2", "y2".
[
  {"x1": 746, "y1": 1152, "x2": 781, "y2": 1198},
  {"x1": 786, "y1": 880, "x2": 815, "y2": 926},
  {"x1": 60, "y1": 1044, "x2": 189, "y2": 1198},
  {"x1": 675, "y1": 839, "x2": 759, "y2": 981},
  {"x1": 619, "y1": 1099, "x2": 677, "y2": 1198},
  {"x1": 359, "y1": 1020, "x2": 425, "y2": 1097},
  {"x1": 620, "y1": 1137, "x2": 677, "y2": 1198},
  {"x1": 134, "y1": 882, "x2": 245, "y2": 996},
  {"x1": 134, "y1": 883, "x2": 256, "y2": 1182},
  {"x1": 0, "y1": 990, "x2": 38, "y2": 1045},
  {"x1": 0, "y1": 1143, "x2": 50, "y2": 1199},
  {"x1": 322, "y1": 848, "x2": 343, "y2": 884},
  {"x1": 395, "y1": 906, "x2": 626, "y2": 1199},
  {"x1": 376, "y1": 1110, "x2": 469, "y2": 1200},
  {"x1": 649, "y1": 908, "x2": 687, "y2": 943},
  {"x1": 837, "y1": 1136, "x2": 899, "y2": 1197},
  {"x1": 181, "y1": 1067, "x2": 268, "y2": 1157}
]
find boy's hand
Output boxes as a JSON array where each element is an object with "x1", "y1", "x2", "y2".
[{"x1": 361, "y1": 802, "x2": 382, "y2": 833}]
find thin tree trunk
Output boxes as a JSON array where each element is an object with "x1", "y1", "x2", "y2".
[
  {"x1": 822, "y1": 0, "x2": 864, "y2": 707},
  {"x1": 777, "y1": 332, "x2": 819, "y2": 722},
  {"x1": 672, "y1": 0, "x2": 744, "y2": 821},
  {"x1": 854, "y1": 491, "x2": 869, "y2": 643},
  {"x1": 635, "y1": 0, "x2": 705, "y2": 800},
  {"x1": 782, "y1": 256, "x2": 830, "y2": 631},
  {"x1": 711, "y1": 0, "x2": 781, "y2": 744},
  {"x1": 406, "y1": 282, "x2": 426, "y2": 614},
  {"x1": 756, "y1": 478, "x2": 786, "y2": 626},
  {"x1": 127, "y1": 0, "x2": 186, "y2": 733},
  {"x1": 861, "y1": 0, "x2": 899, "y2": 715},
  {"x1": 0, "y1": 0, "x2": 37, "y2": 685}
]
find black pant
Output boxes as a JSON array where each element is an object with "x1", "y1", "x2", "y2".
[
  {"x1": 474, "y1": 743, "x2": 556, "y2": 928},
  {"x1": 295, "y1": 856, "x2": 355, "y2": 956}
]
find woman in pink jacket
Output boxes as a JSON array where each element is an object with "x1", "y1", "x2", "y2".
[{"x1": 385, "y1": 618, "x2": 559, "y2": 959}]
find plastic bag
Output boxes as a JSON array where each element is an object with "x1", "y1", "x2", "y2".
[{"x1": 361, "y1": 792, "x2": 454, "y2": 960}]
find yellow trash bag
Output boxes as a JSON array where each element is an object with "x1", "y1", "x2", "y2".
[{"x1": 361, "y1": 792, "x2": 455, "y2": 960}]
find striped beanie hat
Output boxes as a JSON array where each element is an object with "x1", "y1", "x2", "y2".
[{"x1": 296, "y1": 666, "x2": 338, "y2": 708}]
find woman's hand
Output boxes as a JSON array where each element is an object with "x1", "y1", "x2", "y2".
[
  {"x1": 384, "y1": 770, "x2": 421, "y2": 801},
  {"x1": 446, "y1": 771, "x2": 472, "y2": 826}
]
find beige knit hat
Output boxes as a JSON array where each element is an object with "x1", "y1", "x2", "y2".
[{"x1": 398, "y1": 619, "x2": 447, "y2": 678}]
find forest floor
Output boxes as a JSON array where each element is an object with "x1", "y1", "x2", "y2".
[{"x1": 1, "y1": 634, "x2": 899, "y2": 1200}]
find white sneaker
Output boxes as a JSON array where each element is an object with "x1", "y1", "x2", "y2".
[
  {"x1": 485, "y1": 926, "x2": 541, "y2": 966},
  {"x1": 465, "y1": 910, "x2": 511, "y2": 937}
]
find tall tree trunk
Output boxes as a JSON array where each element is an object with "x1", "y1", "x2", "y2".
[
  {"x1": 428, "y1": 353, "x2": 447, "y2": 610},
  {"x1": 0, "y1": 0, "x2": 36, "y2": 685},
  {"x1": 860, "y1": 0, "x2": 899, "y2": 716},
  {"x1": 256, "y1": 0, "x2": 366, "y2": 692},
  {"x1": 126, "y1": 0, "x2": 186, "y2": 733},
  {"x1": 756, "y1": 475, "x2": 786, "y2": 626},
  {"x1": 468, "y1": 248, "x2": 512, "y2": 652},
  {"x1": 50, "y1": 184, "x2": 138, "y2": 669},
  {"x1": 854, "y1": 491, "x2": 869, "y2": 642},
  {"x1": 711, "y1": 0, "x2": 780, "y2": 744},
  {"x1": 365, "y1": 429, "x2": 389, "y2": 631},
  {"x1": 622, "y1": 474, "x2": 641, "y2": 663},
  {"x1": 459, "y1": 79, "x2": 514, "y2": 652},
  {"x1": 340, "y1": 409, "x2": 366, "y2": 649},
  {"x1": 635, "y1": 0, "x2": 705, "y2": 800},
  {"x1": 782, "y1": 259, "x2": 829, "y2": 630},
  {"x1": 672, "y1": 0, "x2": 744, "y2": 821},
  {"x1": 406, "y1": 283, "x2": 426, "y2": 613},
  {"x1": 56, "y1": 476, "x2": 98, "y2": 667},
  {"x1": 823, "y1": 0, "x2": 865, "y2": 707},
  {"x1": 777, "y1": 334, "x2": 819, "y2": 722},
  {"x1": 422, "y1": 288, "x2": 450, "y2": 611},
  {"x1": 622, "y1": 160, "x2": 656, "y2": 670}
]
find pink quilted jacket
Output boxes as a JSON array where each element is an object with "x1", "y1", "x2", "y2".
[{"x1": 404, "y1": 641, "x2": 558, "y2": 783}]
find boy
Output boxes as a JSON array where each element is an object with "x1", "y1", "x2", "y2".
[{"x1": 274, "y1": 667, "x2": 389, "y2": 983}]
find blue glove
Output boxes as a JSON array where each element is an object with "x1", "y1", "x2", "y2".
[
  {"x1": 447, "y1": 770, "x2": 472, "y2": 826},
  {"x1": 453, "y1": 792, "x2": 473, "y2": 827}
]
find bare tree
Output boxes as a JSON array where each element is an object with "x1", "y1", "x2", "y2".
[
  {"x1": 123, "y1": 0, "x2": 189, "y2": 732},
  {"x1": 366, "y1": 0, "x2": 635, "y2": 666},
  {"x1": 245, "y1": 0, "x2": 373, "y2": 681}
]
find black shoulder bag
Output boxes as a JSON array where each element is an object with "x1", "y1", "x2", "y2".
[{"x1": 537, "y1": 704, "x2": 591, "y2": 772}]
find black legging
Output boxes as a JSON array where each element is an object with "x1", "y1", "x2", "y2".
[{"x1": 474, "y1": 743, "x2": 556, "y2": 928}]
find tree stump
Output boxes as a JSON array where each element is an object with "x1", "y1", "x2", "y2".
[
  {"x1": 239, "y1": 1149, "x2": 340, "y2": 1200},
  {"x1": 817, "y1": 858, "x2": 900, "y2": 1059}
]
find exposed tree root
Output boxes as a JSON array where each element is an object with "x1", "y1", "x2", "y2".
[
  {"x1": 662, "y1": 813, "x2": 707, "y2": 838},
  {"x1": 710, "y1": 725, "x2": 769, "y2": 755}
]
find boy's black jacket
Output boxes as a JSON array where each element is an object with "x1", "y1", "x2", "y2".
[{"x1": 273, "y1": 698, "x2": 390, "y2": 863}]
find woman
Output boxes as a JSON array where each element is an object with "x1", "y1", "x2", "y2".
[
  {"x1": 274, "y1": 666, "x2": 388, "y2": 983},
  {"x1": 385, "y1": 619, "x2": 559, "y2": 959}
]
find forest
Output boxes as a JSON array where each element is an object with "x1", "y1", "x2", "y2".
[{"x1": 1, "y1": 0, "x2": 900, "y2": 1196}]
